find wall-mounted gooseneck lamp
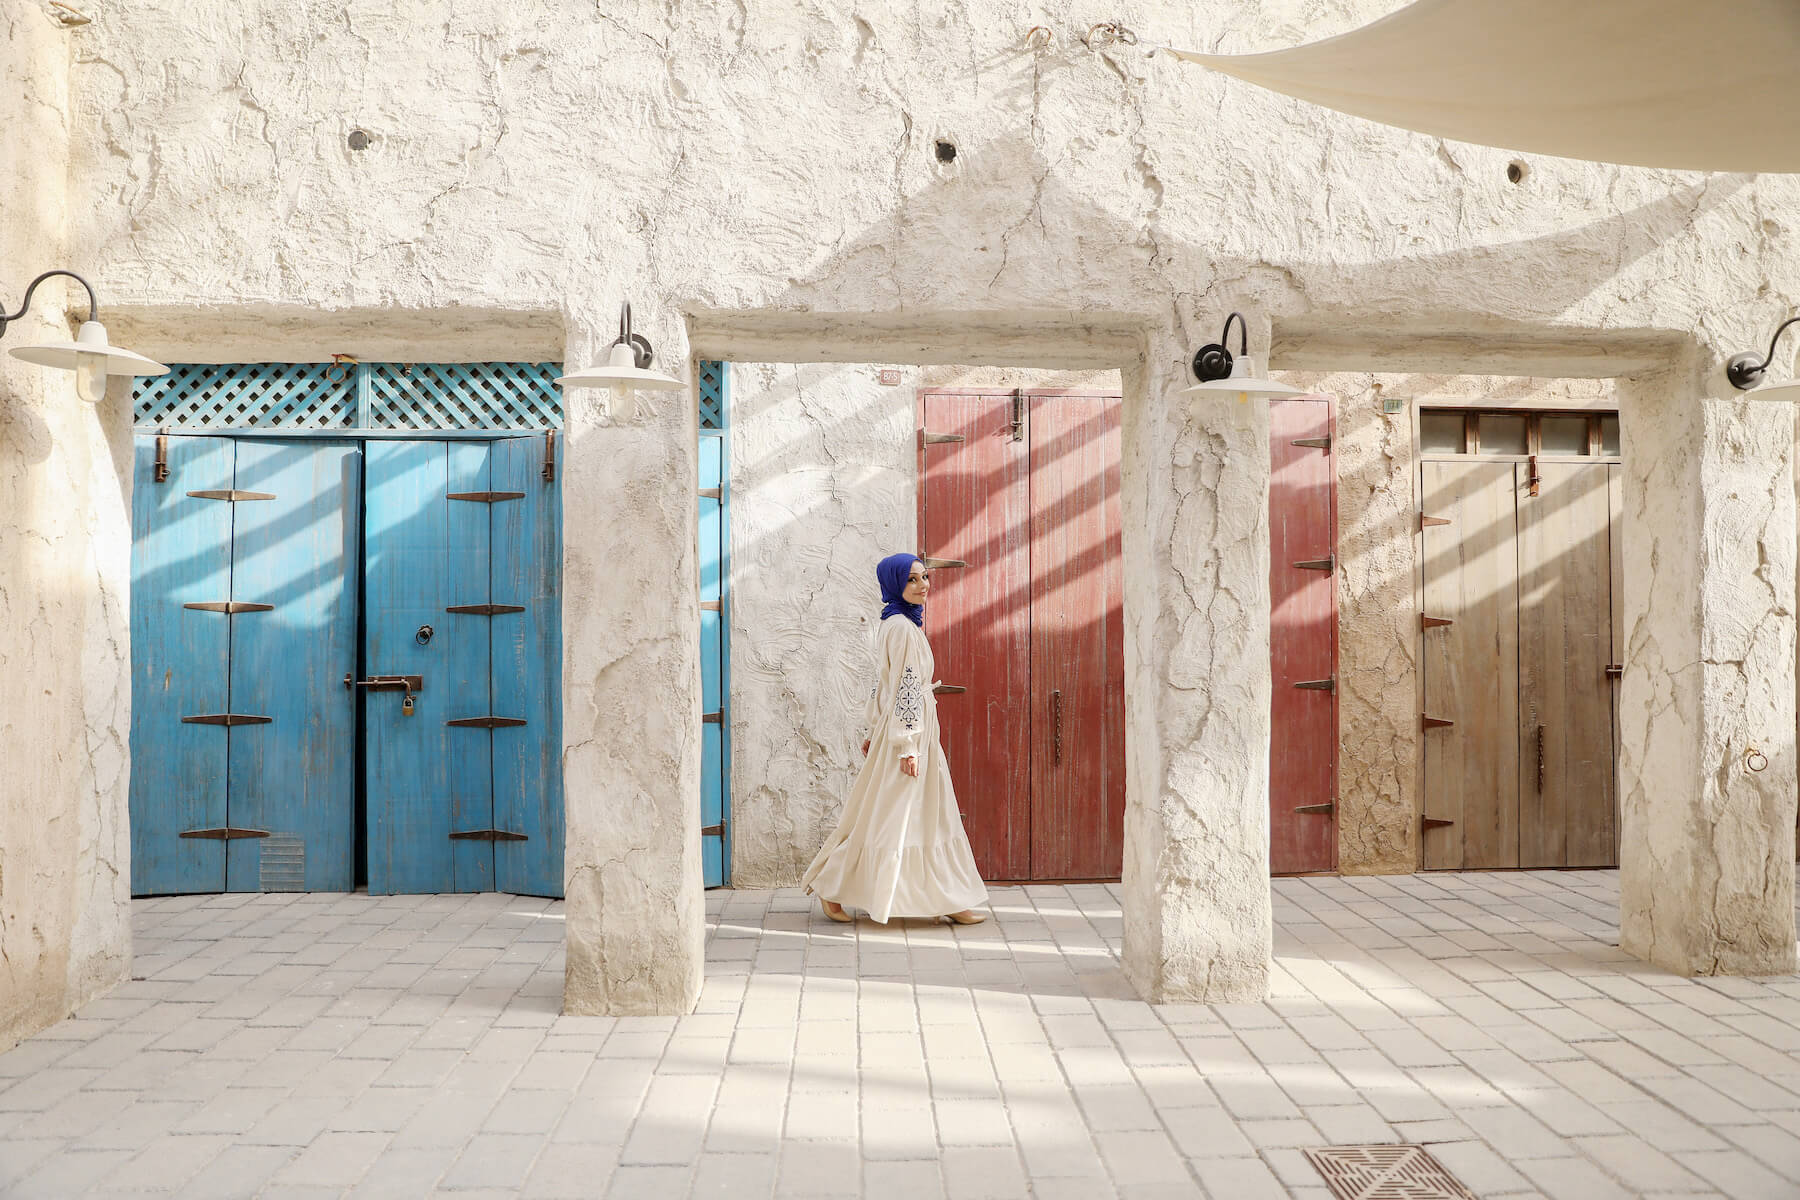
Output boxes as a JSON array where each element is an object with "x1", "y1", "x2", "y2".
[
  {"x1": 1179, "y1": 312, "x2": 1305, "y2": 423},
  {"x1": 1727, "y1": 316, "x2": 1800, "y2": 401},
  {"x1": 556, "y1": 301, "x2": 684, "y2": 421},
  {"x1": 2, "y1": 270, "x2": 168, "y2": 402}
]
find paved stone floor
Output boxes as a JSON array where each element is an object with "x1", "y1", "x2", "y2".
[{"x1": 2, "y1": 872, "x2": 1799, "y2": 1198}]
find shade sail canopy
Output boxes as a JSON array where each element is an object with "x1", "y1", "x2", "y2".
[{"x1": 1168, "y1": 0, "x2": 1800, "y2": 173}]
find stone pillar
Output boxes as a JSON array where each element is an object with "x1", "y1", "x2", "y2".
[
  {"x1": 1618, "y1": 374, "x2": 1797, "y2": 976},
  {"x1": 561, "y1": 318, "x2": 705, "y2": 1016},
  {"x1": 1118, "y1": 328, "x2": 1272, "y2": 1003}
]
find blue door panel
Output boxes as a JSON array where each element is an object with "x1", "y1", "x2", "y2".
[
  {"x1": 223, "y1": 441, "x2": 360, "y2": 892},
  {"x1": 491, "y1": 435, "x2": 564, "y2": 898},
  {"x1": 129, "y1": 435, "x2": 234, "y2": 894},
  {"x1": 699, "y1": 406, "x2": 728, "y2": 888},
  {"x1": 444, "y1": 443, "x2": 497, "y2": 892}
]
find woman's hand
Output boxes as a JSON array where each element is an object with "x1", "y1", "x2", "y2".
[
  {"x1": 861, "y1": 739, "x2": 871, "y2": 757},
  {"x1": 900, "y1": 755, "x2": 919, "y2": 778}
]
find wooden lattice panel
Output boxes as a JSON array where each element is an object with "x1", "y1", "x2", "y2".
[
  {"x1": 698, "y1": 360, "x2": 725, "y2": 430},
  {"x1": 135, "y1": 363, "x2": 349, "y2": 429},
  {"x1": 366, "y1": 362, "x2": 562, "y2": 430},
  {"x1": 1305, "y1": 1146, "x2": 1477, "y2": 1200}
]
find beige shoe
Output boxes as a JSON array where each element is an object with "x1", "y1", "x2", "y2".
[
  {"x1": 945, "y1": 909, "x2": 987, "y2": 925},
  {"x1": 822, "y1": 900, "x2": 854, "y2": 924}
]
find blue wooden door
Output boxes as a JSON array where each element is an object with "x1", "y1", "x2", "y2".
[
  {"x1": 364, "y1": 437, "x2": 563, "y2": 896},
  {"x1": 129, "y1": 436, "x2": 359, "y2": 893},
  {"x1": 699, "y1": 434, "x2": 727, "y2": 888}
]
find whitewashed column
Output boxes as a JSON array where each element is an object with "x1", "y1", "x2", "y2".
[
  {"x1": 1119, "y1": 328, "x2": 1273, "y2": 1003},
  {"x1": 561, "y1": 317, "x2": 705, "y2": 1015},
  {"x1": 1618, "y1": 375, "x2": 1797, "y2": 976}
]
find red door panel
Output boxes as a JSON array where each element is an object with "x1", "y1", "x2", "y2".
[
  {"x1": 1268, "y1": 397, "x2": 1337, "y2": 874},
  {"x1": 919, "y1": 392, "x2": 1032, "y2": 881},
  {"x1": 1027, "y1": 393, "x2": 1125, "y2": 880}
]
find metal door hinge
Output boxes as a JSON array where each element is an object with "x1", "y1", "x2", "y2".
[
  {"x1": 1421, "y1": 715, "x2": 1454, "y2": 729},
  {"x1": 180, "y1": 827, "x2": 271, "y2": 840},
  {"x1": 153, "y1": 432, "x2": 170, "y2": 483},
  {"x1": 702, "y1": 711, "x2": 723, "y2": 724},
  {"x1": 543, "y1": 430, "x2": 556, "y2": 482},
  {"x1": 444, "y1": 603, "x2": 525, "y2": 616},
  {"x1": 701, "y1": 823, "x2": 726, "y2": 838},
  {"x1": 1604, "y1": 663, "x2": 1624, "y2": 679},
  {"x1": 1293, "y1": 556, "x2": 1334, "y2": 571},
  {"x1": 932, "y1": 682, "x2": 966, "y2": 695},
  {"x1": 1421, "y1": 816, "x2": 1455, "y2": 831},
  {"x1": 919, "y1": 430, "x2": 966, "y2": 447},
  {"x1": 920, "y1": 557, "x2": 967, "y2": 569},
  {"x1": 1421, "y1": 614, "x2": 1454, "y2": 629},
  {"x1": 184, "y1": 601, "x2": 275, "y2": 614},
  {"x1": 447, "y1": 491, "x2": 525, "y2": 503},
  {"x1": 1294, "y1": 678, "x2": 1335, "y2": 691},
  {"x1": 181, "y1": 713, "x2": 272, "y2": 726},
  {"x1": 699, "y1": 487, "x2": 722, "y2": 499},
  {"x1": 448, "y1": 829, "x2": 528, "y2": 841},
  {"x1": 699, "y1": 600, "x2": 722, "y2": 612},
  {"x1": 1293, "y1": 803, "x2": 1334, "y2": 815},
  {"x1": 1291, "y1": 436, "x2": 1331, "y2": 450},
  {"x1": 1420, "y1": 514, "x2": 1451, "y2": 529},
  {"x1": 187, "y1": 489, "x2": 276, "y2": 502},
  {"x1": 446, "y1": 716, "x2": 527, "y2": 728}
]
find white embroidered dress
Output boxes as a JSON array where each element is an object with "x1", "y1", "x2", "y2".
[{"x1": 801, "y1": 614, "x2": 987, "y2": 922}]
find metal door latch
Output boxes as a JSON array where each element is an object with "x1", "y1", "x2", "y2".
[{"x1": 345, "y1": 674, "x2": 423, "y2": 692}]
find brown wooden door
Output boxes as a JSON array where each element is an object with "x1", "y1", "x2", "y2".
[
  {"x1": 1518, "y1": 462, "x2": 1618, "y2": 867},
  {"x1": 1421, "y1": 461, "x2": 1522, "y2": 869},
  {"x1": 1028, "y1": 393, "x2": 1125, "y2": 879},
  {"x1": 919, "y1": 389, "x2": 1125, "y2": 881},
  {"x1": 918, "y1": 392, "x2": 1032, "y2": 882},
  {"x1": 1269, "y1": 397, "x2": 1337, "y2": 874}
]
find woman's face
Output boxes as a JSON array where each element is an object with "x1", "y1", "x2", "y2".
[{"x1": 903, "y1": 562, "x2": 930, "y2": 606}]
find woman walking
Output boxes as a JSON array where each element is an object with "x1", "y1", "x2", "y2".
[{"x1": 802, "y1": 553, "x2": 988, "y2": 925}]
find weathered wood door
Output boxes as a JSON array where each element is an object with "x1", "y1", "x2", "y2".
[
  {"x1": 129, "y1": 437, "x2": 360, "y2": 894},
  {"x1": 1420, "y1": 456, "x2": 1619, "y2": 869},
  {"x1": 364, "y1": 437, "x2": 563, "y2": 897},
  {"x1": 1269, "y1": 398, "x2": 1338, "y2": 874},
  {"x1": 919, "y1": 390, "x2": 1124, "y2": 881}
]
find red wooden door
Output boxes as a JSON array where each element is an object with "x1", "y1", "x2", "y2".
[
  {"x1": 1028, "y1": 393, "x2": 1125, "y2": 879},
  {"x1": 918, "y1": 390, "x2": 1125, "y2": 881},
  {"x1": 1268, "y1": 397, "x2": 1337, "y2": 874},
  {"x1": 919, "y1": 392, "x2": 1032, "y2": 881}
]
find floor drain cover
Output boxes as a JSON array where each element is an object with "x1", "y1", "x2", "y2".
[{"x1": 1305, "y1": 1145, "x2": 1476, "y2": 1200}]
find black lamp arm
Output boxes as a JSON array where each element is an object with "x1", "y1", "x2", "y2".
[
  {"x1": 0, "y1": 270, "x2": 99, "y2": 338},
  {"x1": 612, "y1": 300, "x2": 655, "y2": 369},
  {"x1": 1727, "y1": 314, "x2": 1800, "y2": 390},
  {"x1": 1220, "y1": 311, "x2": 1249, "y2": 357}
]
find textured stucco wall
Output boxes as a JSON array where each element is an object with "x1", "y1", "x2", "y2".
[
  {"x1": 50, "y1": 0, "x2": 1800, "y2": 1003},
  {"x1": 0, "y1": 5, "x2": 133, "y2": 1052},
  {"x1": 726, "y1": 363, "x2": 1115, "y2": 889}
]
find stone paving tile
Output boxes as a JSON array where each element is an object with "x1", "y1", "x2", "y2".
[{"x1": 0, "y1": 874, "x2": 1797, "y2": 1196}]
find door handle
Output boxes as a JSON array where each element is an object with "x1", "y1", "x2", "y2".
[
  {"x1": 1536, "y1": 724, "x2": 1546, "y2": 793},
  {"x1": 1052, "y1": 689, "x2": 1063, "y2": 766}
]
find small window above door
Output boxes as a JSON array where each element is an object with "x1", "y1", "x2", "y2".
[{"x1": 1417, "y1": 408, "x2": 1620, "y2": 461}]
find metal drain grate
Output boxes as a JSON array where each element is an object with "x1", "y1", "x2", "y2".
[
  {"x1": 258, "y1": 833, "x2": 305, "y2": 892},
  {"x1": 1305, "y1": 1146, "x2": 1477, "y2": 1200}
]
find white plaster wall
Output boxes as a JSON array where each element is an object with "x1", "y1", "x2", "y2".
[
  {"x1": 0, "y1": 5, "x2": 132, "y2": 1051},
  {"x1": 726, "y1": 363, "x2": 1115, "y2": 889},
  {"x1": 49, "y1": 0, "x2": 1800, "y2": 1003}
]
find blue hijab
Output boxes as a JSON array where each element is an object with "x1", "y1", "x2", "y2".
[{"x1": 877, "y1": 552, "x2": 925, "y2": 627}]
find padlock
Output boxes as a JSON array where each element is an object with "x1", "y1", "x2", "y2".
[{"x1": 402, "y1": 695, "x2": 415, "y2": 716}]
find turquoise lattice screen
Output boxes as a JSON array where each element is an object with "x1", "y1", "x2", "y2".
[{"x1": 134, "y1": 362, "x2": 564, "y2": 430}]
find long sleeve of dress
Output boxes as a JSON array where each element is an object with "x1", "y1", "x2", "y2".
[{"x1": 879, "y1": 619, "x2": 925, "y2": 761}]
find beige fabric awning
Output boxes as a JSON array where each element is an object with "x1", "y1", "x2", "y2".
[{"x1": 1168, "y1": 0, "x2": 1800, "y2": 173}]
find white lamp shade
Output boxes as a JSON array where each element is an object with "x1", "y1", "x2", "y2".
[
  {"x1": 1747, "y1": 379, "x2": 1800, "y2": 403},
  {"x1": 556, "y1": 342, "x2": 684, "y2": 391},
  {"x1": 9, "y1": 320, "x2": 168, "y2": 377},
  {"x1": 1177, "y1": 355, "x2": 1306, "y2": 401}
]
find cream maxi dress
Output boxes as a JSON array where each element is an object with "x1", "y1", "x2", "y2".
[{"x1": 801, "y1": 614, "x2": 987, "y2": 923}]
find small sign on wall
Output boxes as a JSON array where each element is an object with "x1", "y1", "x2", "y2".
[{"x1": 878, "y1": 369, "x2": 903, "y2": 386}]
